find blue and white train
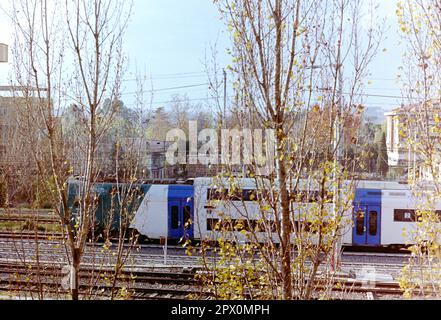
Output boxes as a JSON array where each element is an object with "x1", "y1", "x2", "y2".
[{"x1": 67, "y1": 177, "x2": 441, "y2": 247}]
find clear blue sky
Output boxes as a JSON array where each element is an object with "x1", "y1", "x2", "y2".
[
  {"x1": 120, "y1": 0, "x2": 231, "y2": 108},
  {"x1": 1, "y1": 0, "x2": 404, "y2": 111},
  {"x1": 123, "y1": 0, "x2": 405, "y2": 111}
]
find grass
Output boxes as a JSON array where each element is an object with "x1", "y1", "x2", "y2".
[
  {"x1": 0, "y1": 207, "x2": 55, "y2": 213},
  {"x1": 0, "y1": 220, "x2": 62, "y2": 233}
]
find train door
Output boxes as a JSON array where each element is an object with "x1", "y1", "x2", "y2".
[
  {"x1": 366, "y1": 205, "x2": 381, "y2": 245},
  {"x1": 353, "y1": 205, "x2": 367, "y2": 245},
  {"x1": 181, "y1": 200, "x2": 194, "y2": 240},
  {"x1": 168, "y1": 198, "x2": 194, "y2": 240},
  {"x1": 352, "y1": 205, "x2": 381, "y2": 245}
]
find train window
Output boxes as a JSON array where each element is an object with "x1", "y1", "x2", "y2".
[
  {"x1": 254, "y1": 220, "x2": 266, "y2": 232},
  {"x1": 207, "y1": 218, "x2": 235, "y2": 231},
  {"x1": 207, "y1": 188, "x2": 229, "y2": 201},
  {"x1": 324, "y1": 191, "x2": 334, "y2": 203},
  {"x1": 293, "y1": 221, "x2": 311, "y2": 233},
  {"x1": 234, "y1": 219, "x2": 246, "y2": 231},
  {"x1": 369, "y1": 211, "x2": 377, "y2": 236},
  {"x1": 208, "y1": 188, "x2": 264, "y2": 202},
  {"x1": 356, "y1": 210, "x2": 364, "y2": 235},
  {"x1": 229, "y1": 189, "x2": 244, "y2": 201},
  {"x1": 171, "y1": 206, "x2": 179, "y2": 229},
  {"x1": 394, "y1": 209, "x2": 416, "y2": 222},
  {"x1": 71, "y1": 199, "x2": 80, "y2": 216},
  {"x1": 242, "y1": 189, "x2": 258, "y2": 201},
  {"x1": 206, "y1": 218, "x2": 218, "y2": 231},
  {"x1": 292, "y1": 190, "x2": 318, "y2": 202},
  {"x1": 243, "y1": 189, "x2": 272, "y2": 201},
  {"x1": 291, "y1": 190, "x2": 334, "y2": 203},
  {"x1": 183, "y1": 206, "x2": 191, "y2": 229},
  {"x1": 394, "y1": 209, "x2": 441, "y2": 222},
  {"x1": 206, "y1": 218, "x2": 273, "y2": 232},
  {"x1": 293, "y1": 221, "x2": 299, "y2": 232}
]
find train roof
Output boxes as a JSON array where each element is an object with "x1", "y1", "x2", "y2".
[
  {"x1": 193, "y1": 178, "x2": 419, "y2": 191},
  {"x1": 67, "y1": 176, "x2": 437, "y2": 192},
  {"x1": 193, "y1": 177, "x2": 265, "y2": 188},
  {"x1": 68, "y1": 176, "x2": 194, "y2": 185},
  {"x1": 354, "y1": 180, "x2": 411, "y2": 190}
]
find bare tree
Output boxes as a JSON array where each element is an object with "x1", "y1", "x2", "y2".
[
  {"x1": 196, "y1": 0, "x2": 383, "y2": 300},
  {"x1": 9, "y1": 0, "x2": 133, "y2": 300},
  {"x1": 396, "y1": 0, "x2": 441, "y2": 299}
]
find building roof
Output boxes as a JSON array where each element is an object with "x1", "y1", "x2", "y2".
[{"x1": 385, "y1": 102, "x2": 441, "y2": 116}]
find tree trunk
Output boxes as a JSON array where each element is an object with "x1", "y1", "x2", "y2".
[
  {"x1": 71, "y1": 247, "x2": 81, "y2": 300},
  {"x1": 276, "y1": 130, "x2": 292, "y2": 299}
]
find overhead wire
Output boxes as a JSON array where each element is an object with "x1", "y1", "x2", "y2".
[{"x1": 116, "y1": 70, "x2": 415, "y2": 108}]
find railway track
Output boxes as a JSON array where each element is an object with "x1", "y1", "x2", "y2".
[
  {"x1": 0, "y1": 259, "x2": 406, "y2": 300},
  {"x1": 0, "y1": 231, "x2": 64, "y2": 240},
  {"x1": 0, "y1": 250, "x2": 407, "y2": 276},
  {"x1": 0, "y1": 219, "x2": 416, "y2": 299},
  {"x1": 0, "y1": 217, "x2": 59, "y2": 224},
  {"x1": 0, "y1": 210, "x2": 55, "y2": 214},
  {"x1": 0, "y1": 209, "x2": 62, "y2": 240},
  {"x1": 0, "y1": 242, "x2": 202, "y2": 267},
  {"x1": 0, "y1": 260, "x2": 202, "y2": 300},
  {"x1": 0, "y1": 209, "x2": 56, "y2": 220},
  {"x1": 0, "y1": 237, "x2": 410, "y2": 270}
]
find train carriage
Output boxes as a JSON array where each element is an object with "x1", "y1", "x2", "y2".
[
  {"x1": 65, "y1": 177, "x2": 441, "y2": 247},
  {"x1": 67, "y1": 180, "x2": 151, "y2": 233},
  {"x1": 351, "y1": 181, "x2": 441, "y2": 247},
  {"x1": 130, "y1": 184, "x2": 194, "y2": 241}
]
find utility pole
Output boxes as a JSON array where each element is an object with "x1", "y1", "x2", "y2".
[
  {"x1": 332, "y1": 61, "x2": 344, "y2": 272},
  {"x1": 223, "y1": 69, "x2": 227, "y2": 129}
]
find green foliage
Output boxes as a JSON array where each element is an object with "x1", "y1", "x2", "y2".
[
  {"x1": 34, "y1": 177, "x2": 56, "y2": 209},
  {"x1": 192, "y1": 162, "x2": 354, "y2": 300},
  {"x1": 397, "y1": 0, "x2": 441, "y2": 299},
  {"x1": 194, "y1": 240, "x2": 275, "y2": 300},
  {"x1": 0, "y1": 181, "x2": 7, "y2": 207},
  {"x1": 375, "y1": 132, "x2": 388, "y2": 177},
  {"x1": 21, "y1": 220, "x2": 46, "y2": 232},
  {"x1": 398, "y1": 208, "x2": 441, "y2": 299},
  {"x1": 146, "y1": 107, "x2": 174, "y2": 140}
]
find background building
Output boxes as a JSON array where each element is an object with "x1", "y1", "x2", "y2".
[
  {"x1": 385, "y1": 103, "x2": 441, "y2": 181},
  {"x1": 385, "y1": 106, "x2": 408, "y2": 168}
]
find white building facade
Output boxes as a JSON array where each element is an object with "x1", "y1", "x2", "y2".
[
  {"x1": 385, "y1": 103, "x2": 441, "y2": 181},
  {"x1": 385, "y1": 108, "x2": 409, "y2": 168}
]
